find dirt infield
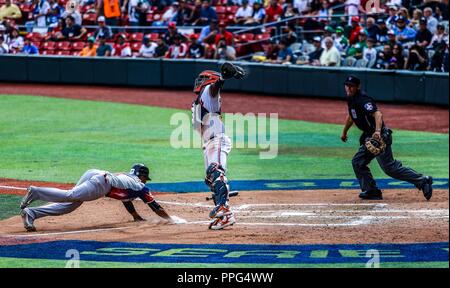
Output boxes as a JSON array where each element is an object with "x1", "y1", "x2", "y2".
[
  {"x1": 0, "y1": 179, "x2": 448, "y2": 246},
  {"x1": 0, "y1": 83, "x2": 448, "y2": 133}
]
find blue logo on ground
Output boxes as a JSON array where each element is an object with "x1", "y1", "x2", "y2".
[
  {"x1": 147, "y1": 178, "x2": 449, "y2": 193},
  {"x1": 0, "y1": 241, "x2": 447, "y2": 264}
]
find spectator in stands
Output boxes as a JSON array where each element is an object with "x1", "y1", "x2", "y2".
[
  {"x1": 375, "y1": 44, "x2": 393, "y2": 69},
  {"x1": 153, "y1": 1, "x2": 179, "y2": 26},
  {"x1": 186, "y1": 0, "x2": 202, "y2": 25},
  {"x1": 415, "y1": 17, "x2": 433, "y2": 48},
  {"x1": 61, "y1": 2, "x2": 82, "y2": 26},
  {"x1": 365, "y1": 17, "x2": 379, "y2": 41},
  {"x1": 154, "y1": 37, "x2": 169, "y2": 57},
  {"x1": 0, "y1": 0, "x2": 22, "y2": 22},
  {"x1": 214, "y1": 37, "x2": 236, "y2": 60},
  {"x1": 29, "y1": 0, "x2": 51, "y2": 29},
  {"x1": 345, "y1": 0, "x2": 360, "y2": 23},
  {"x1": 429, "y1": 23, "x2": 449, "y2": 48},
  {"x1": 409, "y1": 9, "x2": 423, "y2": 30},
  {"x1": 348, "y1": 16, "x2": 363, "y2": 44},
  {"x1": 196, "y1": 0, "x2": 217, "y2": 26},
  {"x1": 293, "y1": 0, "x2": 311, "y2": 15},
  {"x1": 96, "y1": 35, "x2": 112, "y2": 57},
  {"x1": 393, "y1": 16, "x2": 416, "y2": 45},
  {"x1": 334, "y1": 26, "x2": 349, "y2": 53},
  {"x1": 7, "y1": 27, "x2": 23, "y2": 52},
  {"x1": 347, "y1": 29, "x2": 367, "y2": 59},
  {"x1": 21, "y1": 34, "x2": 39, "y2": 55},
  {"x1": 187, "y1": 33, "x2": 204, "y2": 58},
  {"x1": 273, "y1": 39, "x2": 293, "y2": 64},
  {"x1": 163, "y1": 22, "x2": 186, "y2": 45},
  {"x1": 264, "y1": 0, "x2": 283, "y2": 23},
  {"x1": 94, "y1": 16, "x2": 113, "y2": 40},
  {"x1": 138, "y1": 36, "x2": 158, "y2": 58},
  {"x1": 406, "y1": 44, "x2": 428, "y2": 70},
  {"x1": 423, "y1": 7, "x2": 438, "y2": 34},
  {"x1": 376, "y1": 18, "x2": 389, "y2": 44},
  {"x1": 385, "y1": 4, "x2": 399, "y2": 29},
  {"x1": 0, "y1": 35, "x2": 9, "y2": 54},
  {"x1": 314, "y1": 0, "x2": 332, "y2": 21},
  {"x1": 215, "y1": 22, "x2": 233, "y2": 46},
  {"x1": 174, "y1": 0, "x2": 192, "y2": 26},
  {"x1": 235, "y1": 0, "x2": 253, "y2": 25},
  {"x1": 79, "y1": 37, "x2": 98, "y2": 57},
  {"x1": 389, "y1": 43, "x2": 405, "y2": 69},
  {"x1": 362, "y1": 37, "x2": 377, "y2": 68},
  {"x1": 302, "y1": 36, "x2": 323, "y2": 65},
  {"x1": 123, "y1": 0, "x2": 150, "y2": 28},
  {"x1": 285, "y1": 23, "x2": 298, "y2": 46},
  {"x1": 261, "y1": 39, "x2": 279, "y2": 62},
  {"x1": 244, "y1": 1, "x2": 265, "y2": 25},
  {"x1": 386, "y1": 29, "x2": 400, "y2": 48},
  {"x1": 204, "y1": 43, "x2": 216, "y2": 59},
  {"x1": 199, "y1": 19, "x2": 218, "y2": 44},
  {"x1": 282, "y1": 1, "x2": 297, "y2": 20},
  {"x1": 97, "y1": 0, "x2": 121, "y2": 27},
  {"x1": 397, "y1": 7, "x2": 411, "y2": 24},
  {"x1": 59, "y1": 16, "x2": 87, "y2": 40},
  {"x1": 166, "y1": 34, "x2": 188, "y2": 58},
  {"x1": 319, "y1": 36, "x2": 341, "y2": 66},
  {"x1": 46, "y1": 0, "x2": 62, "y2": 29},
  {"x1": 113, "y1": 34, "x2": 132, "y2": 57}
]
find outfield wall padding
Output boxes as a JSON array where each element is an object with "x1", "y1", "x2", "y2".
[{"x1": 0, "y1": 55, "x2": 448, "y2": 106}]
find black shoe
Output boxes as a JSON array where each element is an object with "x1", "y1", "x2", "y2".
[
  {"x1": 359, "y1": 190, "x2": 383, "y2": 200},
  {"x1": 421, "y1": 176, "x2": 433, "y2": 201}
]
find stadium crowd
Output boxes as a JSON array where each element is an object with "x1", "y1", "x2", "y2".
[{"x1": 0, "y1": 0, "x2": 448, "y2": 71}]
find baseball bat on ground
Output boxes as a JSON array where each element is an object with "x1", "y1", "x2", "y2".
[{"x1": 206, "y1": 191, "x2": 239, "y2": 201}]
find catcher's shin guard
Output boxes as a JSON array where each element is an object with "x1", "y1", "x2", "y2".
[{"x1": 205, "y1": 163, "x2": 230, "y2": 206}]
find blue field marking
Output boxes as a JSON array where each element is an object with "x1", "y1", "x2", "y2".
[
  {"x1": 148, "y1": 178, "x2": 449, "y2": 192},
  {"x1": 0, "y1": 241, "x2": 447, "y2": 264}
]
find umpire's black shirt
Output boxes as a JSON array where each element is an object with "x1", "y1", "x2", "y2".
[{"x1": 347, "y1": 90, "x2": 384, "y2": 135}]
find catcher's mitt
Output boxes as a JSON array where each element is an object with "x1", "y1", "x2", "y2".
[
  {"x1": 220, "y1": 62, "x2": 246, "y2": 80},
  {"x1": 365, "y1": 137, "x2": 386, "y2": 156}
]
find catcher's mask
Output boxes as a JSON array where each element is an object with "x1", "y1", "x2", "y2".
[
  {"x1": 130, "y1": 163, "x2": 151, "y2": 181},
  {"x1": 193, "y1": 70, "x2": 222, "y2": 94}
]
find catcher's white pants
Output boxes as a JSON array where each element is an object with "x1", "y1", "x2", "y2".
[
  {"x1": 203, "y1": 134, "x2": 232, "y2": 172},
  {"x1": 27, "y1": 170, "x2": 111, "y2": 220}
]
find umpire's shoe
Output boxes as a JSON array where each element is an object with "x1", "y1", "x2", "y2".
[
  {"x1": 21, "y1": 208, "x2": 36, "y2": 232},
  {"x1": 359, "y1": 189, "x2": 383, "y2": 200},
  {"x1": 420, "y1": 176, "x2": 433, "y2": 201}
]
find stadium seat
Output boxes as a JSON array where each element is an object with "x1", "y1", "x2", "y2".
[
  {"x1": 41, "y1": 50, "x2": 55, "y2": 55},
  {"x1": 131, "y1": 42, "x2": 142, "y2": 52},
  {"x1": 83, "y1": 13, "x2": 97, "y2": 25},
  {"x1": 56, "y1": 41, "x2": 72, "y2": 51},
  {"x1": 71, "y1": 42, "x2": 85, "y2": 51},
  {"x1": 239, "y1": 33, "x2": 255, "y2": 42},
  {"x1": 215, "y1": 6, "x2": 226, "y2": 14},
  {"x1": 255, "y1": 33, "x2": 271, "y2": 41},
  {"x1": 42, "y1": 41, "x2": 57, "y2": 51},
  {"x1": 55, "y1": 50, "x2": 71, "y2": 56},
  {"x1": 226, "y1": 6, "x2": 238, "y2": 14},
  {"x1": 30, "y1": 32, "x2": 44, "y2": 42},
  {"x1": 146, "y1": 13, "x2": 155, "y2": 23},
  {"x1": 130, "y1": 33, "x2": 144, "y2": 42}
]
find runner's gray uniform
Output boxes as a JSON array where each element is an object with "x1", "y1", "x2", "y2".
[{"x1": 26, "y1": 169, "x2": 145, "y2": 220}]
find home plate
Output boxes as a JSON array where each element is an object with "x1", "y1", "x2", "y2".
[{"x1": 170, "y1": 216, "x2": 188, "y2": 224}]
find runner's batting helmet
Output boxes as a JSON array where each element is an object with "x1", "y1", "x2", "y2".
[
  {"x1": 130, "y1": 163, "x2": 151, "y2": 181},
  {"x1": 193, "y1": 70, "x2": 222, "y2": 94}
]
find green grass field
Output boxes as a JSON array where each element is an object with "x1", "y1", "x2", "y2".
[{"x1": 0, "y1": 95, "x2": 448, "y2": 184}]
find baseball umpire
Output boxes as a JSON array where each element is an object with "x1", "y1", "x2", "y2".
[
  {"x1": 19, "y1": 163, "x2": 173, "y2": 232},
  {"x1": 341, "y1": 75, "x2": 433, "y2": 200}
]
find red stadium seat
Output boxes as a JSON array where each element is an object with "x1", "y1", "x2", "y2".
[
  {"x1": 83, "y1": 13, "x2": 97, "y2": 25},
  {"x1": 56, "y1": 41, "x2": 72, "y2": 51},
  {"x1": 256, "y1": 33, "x2": 271, "y2": 41},
  {"x1": 56, "y1": 50, "x2": 72, "y2": 56},
  {"x1": 19, "y1": 3, "x2": 33, "y2": 13},
  {"x1": 239, "y1": 33, "x2": 255, "y2": 42},
  {"x1": 30, "y1": 32, "x2": 43, "y2": 42},
  {"x1": 215, "y1": 6, "x2": 226, "y2": 14},
  {"x1": 41, "y1": 50, "x2": 55, "y2": 55},
  {"x1": 130, "y1": 32, "x2": 144, "y2": 42},
  {"x1": 226, "y1": 6, "x2": 238, "y2": 14},
  {"x1": 131, "y1": 42, "x2": 142, "y2": 52},
  {"x1": 42, "y1": 41, "x2": 56, "y2": 50},
  {"x1": 146, "y1": 13, "x2": 154, "y2": 23},
  {"x1": 71, "y1": 42, "x2": 85, "y2": 51},
  {"x1": 147, "y1": 33, "x2": 160, "y2": 41}
]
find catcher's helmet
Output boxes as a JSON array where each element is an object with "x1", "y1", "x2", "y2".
[
  {"x1": 130, "y1": 163, "x2": 151, "y2": 181},
  {"x1": 193, "y1": 70, "x2": 221, "y2": 94}
]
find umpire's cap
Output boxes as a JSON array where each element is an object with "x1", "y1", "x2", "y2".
[
  {"x1": 130, "y1": 163, "x2": 151, "y2": 181},
  {"x1": 344, "y1": 75, "x2": 361, "y2": 86}
]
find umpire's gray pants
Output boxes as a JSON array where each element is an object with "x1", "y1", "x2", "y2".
[
  {"x1": 352, "y1": 130, "x2": 425, "y2": 193},
  {"x1": 27, "y1": 170, "x2": 111, "y2": 220}
]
